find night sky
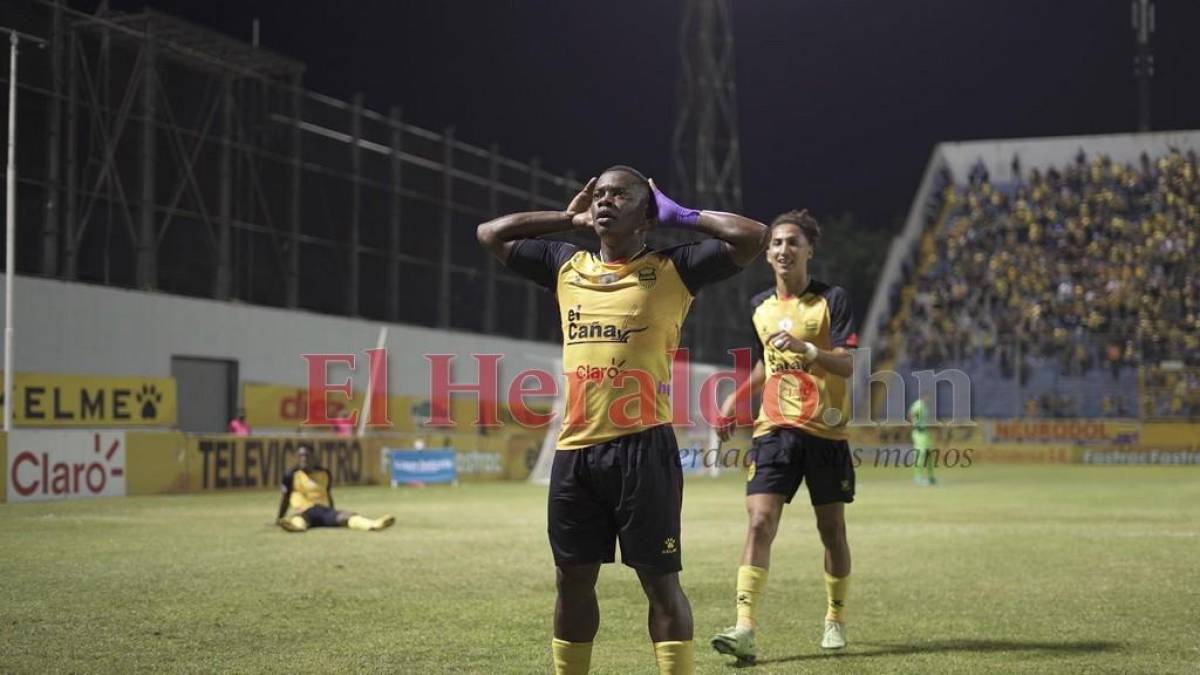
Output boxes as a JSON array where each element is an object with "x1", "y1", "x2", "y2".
[{"x1": 107, "y1": 0, "x2": 1200, "y2": 232}]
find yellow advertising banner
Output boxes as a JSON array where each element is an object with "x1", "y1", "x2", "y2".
[
  {"x1": 1139, "y1": 423, "x2": 1200, "y2": 448},
  {"x1": 125, "y1": 431, "x2": 188, "y2": 495},
  {"x1": 1, "y1": 372, "x2": 177, "y2": 427},
  {"x1": 847, "y1": 423, "x2": 987, "y2": 448},
  {"x1": 242, "y1": 382, "x2": 547, "y2": 435},
  {"x1": 183, "y1": 435, "x2": 381, "y2": 491},
  {"x1": 242, "y1": 382, "x2": 433, "y2": 432},
  {"x1": 989, "y1": 419, "x2": 1141, "y2": 444}
]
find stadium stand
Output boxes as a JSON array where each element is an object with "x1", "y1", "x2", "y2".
[{"x1": 886, "y1": 148, "x2": 1199, "y2": 419}]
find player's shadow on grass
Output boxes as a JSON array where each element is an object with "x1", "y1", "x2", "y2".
[{"x1": 737, "y1": 639, "x2": 1122, "y2": 668}]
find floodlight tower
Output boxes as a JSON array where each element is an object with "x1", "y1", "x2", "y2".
[
  {"x1": 671, "y1": 0, "x2": 742, "y2": 213},
  {"x1": 671, "y1": 0, "x2": 748, "y2": 362},
  {"x1": 1132, "y1": 0, "x2": 1155, "y2": 132}
]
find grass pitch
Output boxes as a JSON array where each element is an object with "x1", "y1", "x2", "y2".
[{"x1": 2, "y1": 464, "x2": 1199, "y2": 674}]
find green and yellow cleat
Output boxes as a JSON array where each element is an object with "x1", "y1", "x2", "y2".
[
  {"x1": 711, "y1": 625, "x2": 756, "y2": 664},
  {"x1": 821, "y1": 619, "x2": 846, "y2": 649}
]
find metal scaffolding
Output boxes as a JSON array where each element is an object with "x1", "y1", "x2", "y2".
[
  {"x1": 2, "y1": 0, "x2": 582, "y2": 344},
  {"x1": 670, "y1": 0, "x2": 765, "y2": 362},
  {"x1": 3, "y1": 0, "x2": 758, "y2": 360}
]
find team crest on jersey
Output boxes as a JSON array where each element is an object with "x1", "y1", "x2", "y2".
[
  {"x1": 637, "y1": 267, "x2": 657, "y2": 289},
  {"x1": 805, "y1": 319, "x2": 820, "y2": 333}
]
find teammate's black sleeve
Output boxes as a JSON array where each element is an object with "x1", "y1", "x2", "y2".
[
  {"x1": 663, "y1": 239, "x2": 742, "y2": 295},
  {"x1": 825, "y1": 286, "x2": 859, "y2": 348},
  {"x1": 748, "y1": 290, "x2": 772, "y2": 365},
  {"x1": 278, "y1": 469, "x2": 294, "y2": 519},
  {"x1": 749, "y1": 315, "x2": 764, "y2": 365},
  {"x1": 506, "y1": 239, "x2": 580, "y2": 293}
]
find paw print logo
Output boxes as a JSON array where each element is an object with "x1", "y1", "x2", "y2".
[
  {"x1": 136, "y1": 384, "x2": 163, "y2": 420},
  {"x1": 662, "y1": 537, "x2": 677, "y2": 555}
]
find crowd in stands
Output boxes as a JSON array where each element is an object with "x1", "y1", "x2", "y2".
[{"x1": 900, "y1": 149, "x2": 1199, "y2": 386}]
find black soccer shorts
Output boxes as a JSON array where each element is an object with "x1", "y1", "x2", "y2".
[
  {"x1": 746, "y1": 428, "x2": 856, "y2": 506},
  {"x1": 301, "y1": 505, "x2": 341, "y2": 527},
  {"x1": 547, "y1": 424, "x2": 683, "y2": 574}
]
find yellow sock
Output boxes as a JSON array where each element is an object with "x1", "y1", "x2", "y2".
[
  {"x1": 736, "y1": 565, "x2": 769, "y2": 629},
  {"x1": 824, "y1": 572, "x2": 850, "y2": 622},
  {"x1": 347, "y1": 515, "x2": 373, "y2": 531},
  {"x1": 551, "y1": 638, "x2": 592, "y2": 675},
  {"x1": 282, "y1": 515, "x2": 307, "y2": 531},
  {"x1": 652, "y1": 640, "x2": 693, "y2": 675}
]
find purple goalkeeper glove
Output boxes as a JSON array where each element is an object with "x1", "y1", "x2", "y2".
[{"x1": 650, "y1": 180, "x2": 701, "y2": 229}]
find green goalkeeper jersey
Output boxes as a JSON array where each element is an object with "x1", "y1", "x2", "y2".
[{"x1": 909, "y1": 399, "x2": 932, "y2": 447}]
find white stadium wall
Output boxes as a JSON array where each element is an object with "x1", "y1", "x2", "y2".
[
  {"x1": 1, "y1": 274, "x2": 559, "y2": 394},
  {"x1": 0, "y1": 274, "x2": 727, "y2": 421},
  {"x1": 937, "y1": 130, "x2": 1200, "y2": 185}
]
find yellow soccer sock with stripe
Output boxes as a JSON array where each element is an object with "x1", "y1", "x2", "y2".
[
  {"x1": 347, "y1": 515, "x2": 374, "y2": 531},
  {"x1": 824, "y1": 572, "x2": 850, "y2": 622},
  {"x1": 551, "y1": 638, "x2": 592, "y2": 675},
  {"x1": 736, "y1": 565, "x2": 769, "y2": 629},
  {"x1": 653, "y1": 640, "x2": 693, "y2": 675}
]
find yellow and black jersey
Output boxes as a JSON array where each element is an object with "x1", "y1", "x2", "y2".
[
  {"x1": 507, "y1": 238, "x2": 741, "y2": 449},
  {"x1": 749, "y1": 281, "x2": 857, "y2": 440},
  {"x1": 280, "y1": 467, "x2": 333, "y2": 513}
]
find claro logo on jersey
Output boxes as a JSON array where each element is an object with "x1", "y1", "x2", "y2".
[
  {"x1": 7, "y1": 431, "x2": 127, "y2": 502},
  {"x1": 576, "y1": 358, "x2": 628, "y2": 382},
  {"x1": 566, "y1": 306, "x2": 648, "y2": 344}
]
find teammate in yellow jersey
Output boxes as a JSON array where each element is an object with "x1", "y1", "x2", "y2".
[
  {"x1": 710, "y1": 210, "x2": 858, "y2": 663},
  {"x1": 276, "y1": 445, "x2": 394, "y2": 533},
  {"x1": 478, "y1": 166, "x2": 766, "y2": 675}
]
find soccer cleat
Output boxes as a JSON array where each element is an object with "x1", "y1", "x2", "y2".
[
  {"x1": 821, "y1": 619, "x2": 846, "y2": 649},
  {"x1": 374, "y1": 514, "x2": 396, "y2": 531},
  {"x1": 278, "y1": 516, "x2": 308, "y2": 532},
  {"x1": 710, "y1": 625, "x2": 756, "y2": 663}
]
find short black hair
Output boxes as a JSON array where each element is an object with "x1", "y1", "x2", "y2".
[
  {"x1": 600, "y1": 165, "x2": 656, "y2": 219},
  {"x1": 770, "y1": 209, "x2": 821, "y2": 248}
]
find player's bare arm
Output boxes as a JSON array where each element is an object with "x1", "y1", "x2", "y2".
[
  {"x1": 717, "y1": 360, "x2": 765, "y2": 441},
  {"x1": 649, "y1": 178, "x2": 767, "y2": 266},
  {"x1": 765, "y1": 331, "x2": 854, "y2": 378},
  {"x1": 276, "y1": 488, "x2": 290, "y2": 521},
  {"x1": 476, "y1": 177, "x2": 597, "y2": 262}
]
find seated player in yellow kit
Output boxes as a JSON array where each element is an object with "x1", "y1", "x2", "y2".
[{"x1": 276, "y1": 444, "x2": 394, "y2": 533}]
